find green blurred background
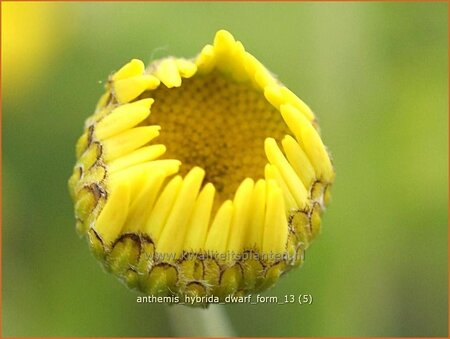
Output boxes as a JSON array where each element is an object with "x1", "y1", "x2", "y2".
[{"x1": 2, "y1": 2, "x2": 448, "y2": 337}]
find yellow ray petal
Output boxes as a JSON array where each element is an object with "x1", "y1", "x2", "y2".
[
  {"x1": 122, "y1": 170, "x2": 167, "y2": 233},
  {"x1": 108, "y1": 159, "x2": 181, "y2": 190},
  {"x1": 263, "y1": 180, "x2": 288, "y2": 255},
  {"x1": 175, "y1": 59, "x2": 197, "y2": 78},
  {"x1": 107, "y1": 144, "x2": 166, "y2": 173},
  {"x1": 227, "y1": 178, "x2": 254, "y2": 253},
  {"x1": 157, "y1": 167, "x2": 206, "y2": 259},
  {"x1": 144, "y1": 175, "x2": 183, "y2": 241},
  {"x1": 195, "y1": 44, "x2": 215, "y2": 74},
  {"x1": 113, "y1": 75, "x2": 160, "y2": 103},
  {"x1": 243, "y1": 52, "x2": 262, "y2": 79},
  {"x1": 264, "y1": 164, "x2": 297, "y2": 211},
  {"x1": 282, "y1": 135, "x2": 316, "y2": 189},
  {"x1": 245, "y1": 179, "x2": 266, "y2": 250},
  {"x1": 213, "y1": 29, "x2": 238, "y2": 75},
  {"x1": 229, "y1": 41, "x2": 248, "y2": 82},
  {"x1": 255, "y1": 67, "x2": 277, "y2": 89},
  {"x1": 204, "y1": 200, "x2": 233, "y2": 253},
  {"x1": 153, "y1": 58, "x2": 182, "y2": 88},
  {"x1": 264, "y1": 84, "x2": 283, "y2": 110},
  {"x1": 112, "y1": 59, "x2": 145, "y2": 81},
  {"x1": 213, "y1": 29, "x2": 236, "y2": 58},
  {"x1": 95, "y1": 99, "x2": 154, "y2": 140},
  {"x1": 102, "y1": 126, "x2": 160, "y2": 162},
  {"x1": 264, "y1": 138, "x2": 308, "y2": 208},
  {"x1": 244, "y1": 52, "x2": 276, "y2": 88},
  {"x1": 280, "y1": 87, "x2": 315, "y2": 121},
  {"x1": 183, "y1": 183, "x2": 216, "y2": 252},
  {"x1": 280, "y1": 104, "x2": 334, "y2": 182},
  {"x1": 94, "y1": 182, "x2": 130, "y2": 245}
]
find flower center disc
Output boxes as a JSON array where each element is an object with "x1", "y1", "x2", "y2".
[{"x1": 142, "y1": 70, "x2": 290, "y2": 204}]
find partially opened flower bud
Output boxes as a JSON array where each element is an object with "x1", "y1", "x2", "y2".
[{"x1": 68, "y1": 29, "x2": 335, "y2": 306}]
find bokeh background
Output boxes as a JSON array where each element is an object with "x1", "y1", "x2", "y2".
[{"x1": 2, "y1": 2, "x2": 448, "y2": 337}]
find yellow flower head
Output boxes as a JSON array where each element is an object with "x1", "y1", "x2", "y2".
[{"x1": 68, "y1": 30, "x2": 335, "y2": 306}]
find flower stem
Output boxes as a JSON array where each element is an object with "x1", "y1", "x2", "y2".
[{"x1": 166, "y1": 304, "x2": 235, "y2": 337}]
